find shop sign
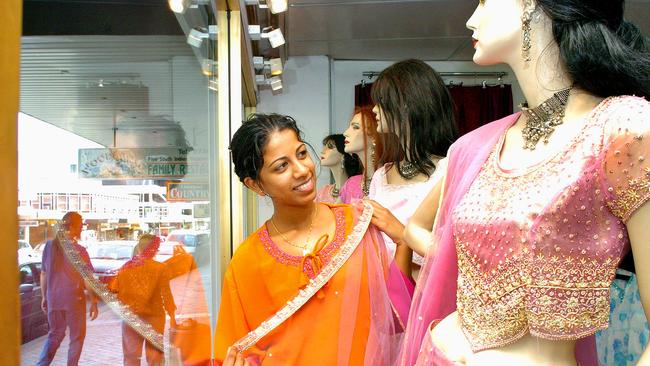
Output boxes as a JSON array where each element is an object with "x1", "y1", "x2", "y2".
[
  {"x1": 166, "y1": 182, "x2": 210, "y2": 202},
  {"x1": 78, "y1": 147, "x2": 200, "y2": 179}
]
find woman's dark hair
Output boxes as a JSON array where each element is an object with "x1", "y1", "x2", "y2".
[
  {"x1": 536, "y1": 0, "x2": 650, "y2": 99},
  {"x1": 322, "y1": 134, "x2": 362, "y2": 177},
  {"x1": 229, "y1": 113, "x2": 303, "y2": 182},
  {"x1": 371, "y1": 59, "x2": 458, "y2": 179}
]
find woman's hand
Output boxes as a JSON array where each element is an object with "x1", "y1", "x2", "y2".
[
  {"x1": 367, "y1": 200, "x2": 405, "y2": 244},
  {"x1": 223, "y1": 347, "x2": 250, "y2": 366}
]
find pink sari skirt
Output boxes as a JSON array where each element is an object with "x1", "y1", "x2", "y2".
[{"x1": 414, "y1": 321, "x2": 463, "y2": 366}]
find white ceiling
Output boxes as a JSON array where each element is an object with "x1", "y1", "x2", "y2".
[{"x1": 286, "y1": 0, "x2": 650, "y2": 60}]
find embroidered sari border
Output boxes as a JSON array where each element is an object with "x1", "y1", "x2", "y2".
[{"x1": 54, "y1": 229, "x2": 165, "y2": 351}]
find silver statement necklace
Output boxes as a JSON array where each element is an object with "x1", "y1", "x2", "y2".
[
  {"x1": 398, "y1": 161, "x2": 421, "y2": 179},
  {"x1": 520, "y1": 87, "x2": 571, "y2": 150}
]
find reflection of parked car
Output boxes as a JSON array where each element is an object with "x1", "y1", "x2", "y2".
[
  {"x1": 159, "y1": 230, "x2": 209, "y2": 255},
  {"x1": 88, "y1": 241, "x2": 137, "y2": 284},
  {"x1": 18, "y1": 240, "x2": 39, "y2": 264},
  {"x1": 157, "y1": 230, "x2": 210, "y2": 265},
  {"x1": 19, "y1": 261, "x2": 48, "y2": 343}
]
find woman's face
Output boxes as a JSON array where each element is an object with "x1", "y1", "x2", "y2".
[
  {"x1": 343, "y1": 113, "x2": 365, "y2": 153},
  {"x1": 466, "y1": 0, "x2": 525, "y2": 65},
  {"x1": 320, "y1": 140, "x2": 343, "y2": 168},
  {"x1": 254, "y1": 129, "x2": 316, "y2": 205},
  {"x1": 372, "y1": 104, "x2": 390, "y2": 133}
]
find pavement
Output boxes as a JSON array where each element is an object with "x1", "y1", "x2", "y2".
[{"x1": 20, "y1": 269, "x2": 213, "y2": 366}]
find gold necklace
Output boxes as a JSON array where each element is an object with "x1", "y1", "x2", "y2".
[{"x1": 270, "y1": 205, "x2": 318, "y2": 256}]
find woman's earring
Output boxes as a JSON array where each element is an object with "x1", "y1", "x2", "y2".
[{"x1": 521, "y1": 0, "x2": 534, "y2": 63}]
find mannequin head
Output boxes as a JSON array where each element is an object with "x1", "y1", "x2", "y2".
[
  {"x1": 465, "y1": 0, "x2": 527, "y2": 66},
  {"x1": 320, "y1": 134, "x2": 362, "y2": 177},
  {"x1": 466, "y1": 0, "x2": 650, "y2": 98},
  {"x1": 342, "y1": 106, "x2": 381, "y2": 174},
  {"x1": 371, "y1": 59, "x2": 457, "y2": 178}
]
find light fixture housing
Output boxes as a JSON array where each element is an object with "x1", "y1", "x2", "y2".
[
  {"x1": 168, "y1": 0, "x2": 209, "y2": 14},
  {"x1": 267, "y1": 0, "x2": 288, "y2": 14},
  {"x1": 186, "y1": 26, "x2": 216, "y2": 48},
  {"x1": 264, "y1": 28, "x2": 285, "y2": 48},
  {"x1": 249, "y1": 26, "x2": 285, "y2": 48},
  {"x1": 267, "y1": 58, "x2": 283, "y2": 76}
]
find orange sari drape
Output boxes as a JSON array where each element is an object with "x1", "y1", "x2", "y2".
[{"x1": 214, "y1": 203, "x2": 402, "y2": 365}]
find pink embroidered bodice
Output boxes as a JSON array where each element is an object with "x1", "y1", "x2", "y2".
[
  {"x1": 369, "y1": 159, "x2": 446, "y2": 264},
  {"x1": 451, "y1": 96, "x2": 650, "y2": 351}
]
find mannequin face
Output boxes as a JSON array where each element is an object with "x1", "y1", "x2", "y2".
[
  {"x1": 320, "y1": 140, "x2": 343, "y2": 167},
  {"x1": 244, "y1": 129, "x2": 316, "y2": 205},
  {"x1": 466, "y1": 0, "x2": 526, "y2": 65},
  {"x1": 372, "y1": 104, "x2": 390, "y2": 133},
  {"x1": 343, "y1": 113, "x2": 366, "y2": 153}
]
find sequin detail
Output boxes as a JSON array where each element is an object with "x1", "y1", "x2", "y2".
[
  {"x1": 233, "y1": 201, "x2": 373, "y2": 352},
  {"x1": 607, "y1": 167, "x2": 650, "y2": 222},
  {"x1": 452, "y1": 96, "x2": 649, "y2": 352},
  {"x1": 259, "y1": 208, "x2": 346, "y2": 279}
]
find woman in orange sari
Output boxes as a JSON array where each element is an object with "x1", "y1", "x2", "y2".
[{"x1": 215, "y1": 114, "x2": 414, "y2": 366}]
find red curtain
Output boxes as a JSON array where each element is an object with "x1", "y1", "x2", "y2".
[
  {"x1": 355, "y1": 82, "x2": 374, "y2": 108},
  {"x1": 448, "y1": 84, "x2": 513, "y2": 137},
  {"x1": 354, "y1": 82, "x2": 513, "y2": 137}
]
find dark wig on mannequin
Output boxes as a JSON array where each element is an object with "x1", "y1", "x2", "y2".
[
  {"x1": 536, "y1": 0, "x2": 650, "y2": 99},
  {"x1": 230, "y1": 113, "x2": 304, "y2": 183},
  {"x1": 322, "y1": 134, "x2": 362, "y2": 177},
  {"x1": 371, "y1": 59, "x2": 458, "y2": 179}
]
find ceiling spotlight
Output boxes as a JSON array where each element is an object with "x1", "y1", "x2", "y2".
[
  {"x1": 201, "y1": 59, "x2": 217, "y2": 76},
  {"x1": 249, "y1": 26, "x2": 285, "y2": 48},
  {"x1": 168, "y1": 0, "x2": 209, "y2": 14},
  {"x1": 268, "y1": 58, "x2": 283, "y2": 76},
  {"x1": 187, "y1": 26, "x2": 217, "y2": 48},
  {"x1": 253, "y1": 57, "x2": 283, "y2": 76},
  {"x1": 269, "y1": 76, "x2": 283, "y2": 91},
  {"x1": 267, "y1": 0, "x2": 288, "y2": 14},
  {"x1": 255, "y1": 74, "x2": 283, "y2": 94},
  {"x1": 245, "y1": 0, "x2": 287, "y2": 14}
]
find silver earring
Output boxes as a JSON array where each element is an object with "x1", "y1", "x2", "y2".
[{"x1": 521, "y1": 0, "x2": 534, "y2": 63}]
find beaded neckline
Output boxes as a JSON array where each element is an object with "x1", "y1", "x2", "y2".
[{"x1": 259, "y1": 207, "x2": 347, "y2": 278}]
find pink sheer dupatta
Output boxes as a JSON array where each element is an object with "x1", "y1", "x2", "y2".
[
  {"x1": 397, "y1": 113, "x2": 597, "y2": 366},
  {"x1": 337, "y1": 201, "x2": 414, "y2": 366}
]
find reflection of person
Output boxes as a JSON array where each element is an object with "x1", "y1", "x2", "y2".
[
  {"x1": 37, "y1": 211, "x2": 98, "y2": 366},
  {"x1": 316, "y1": 134, "x2": 361, "y2": 203},
  {"x1": 340, "y1": 106, "x2": 381, "y2": 202},
  {"x1": 367, "y1": 59, "x2": 457, "y2": 266},
  {"x1": 109, "y1": 234, "x2": 176, "y2": 366},
  {"x1": 215, "y1": 114, "x2": 413, "y2": 365},
  {"x1": 400, "y1": 0, "x2": 650, "y2": 365}
]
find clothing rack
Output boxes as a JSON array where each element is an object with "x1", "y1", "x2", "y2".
[
  {"x1": 360, "y1": 71, "x2": 508, "y2": 88},
  {"x1": 361, "y1": 71, "x2": 507, "y2": 79}
]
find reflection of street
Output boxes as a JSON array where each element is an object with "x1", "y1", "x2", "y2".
[
  {"x1": 20, "y1": 269, "x2": 213, "y2": 365},
  {"x1": 21, "y1": 302, "x2": 122, "y2": 365}
]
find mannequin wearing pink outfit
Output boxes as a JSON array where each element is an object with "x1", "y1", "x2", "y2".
[{"x1": 399, "y1": 0, "x2": 650, "y2": 365}]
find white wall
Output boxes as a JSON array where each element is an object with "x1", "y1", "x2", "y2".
[
  {"x1": 331, "y1": 60, "x2": 523, "y2": 135},
  {"x1": 255, "y1": 56, "x2": 331, "y2": 223}
]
